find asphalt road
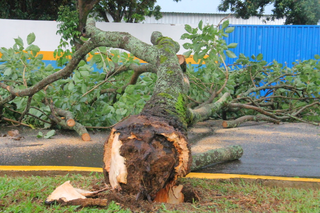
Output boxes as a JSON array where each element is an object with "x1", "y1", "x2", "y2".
[{"x1": 1, "y1": 121, "x2": 319, "y2": 178}]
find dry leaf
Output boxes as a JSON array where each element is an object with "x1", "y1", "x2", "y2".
[{"x1": 8, "y1": 130, "x2": 19, "y2": 137}]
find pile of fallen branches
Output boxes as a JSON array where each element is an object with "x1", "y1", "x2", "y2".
[{"x1": 0, "y1": 20, "x2": 319, "y2": 143}]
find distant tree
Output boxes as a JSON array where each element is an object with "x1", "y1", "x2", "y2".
[
  {"x1": 0, "y1": 0, "x2": 73, "y2": 20},
  {"x1": 92, "y1": 0, "x2": 181, "y2": 23},
  {"x1": 218, "y1": 0, "x2": 320, "y2": 25}
]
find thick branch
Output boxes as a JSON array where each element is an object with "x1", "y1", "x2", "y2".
[
  {"x1": 191, "y1": 145, "x2": 243, "y2": 171},
  {"x1": 53, "y1": 107, "x2": 76, "y2": 127},
  {"x1": 222, "y1": 114, "x2": 280, "y2": 128},
  {"x1": 85, "y1": 19, "x2": 159, "y2": 65},
  {"x1": 188, "y1": 93, "x2": 230, "y2": 126},
  {"x1": 50, "y1": 115, "x2": 90, "y2": 141}
]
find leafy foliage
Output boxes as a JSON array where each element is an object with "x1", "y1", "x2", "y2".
[
  {"x1": 218, "y1": 0, "x2": 320, "y2": 25},
  {"x1": 0, "y1": 34, "x2": 155, "y2": 128},
  {"x1": 1, "y1": 19, "x2": 319, "y2": 133},
  {"x1": 181, "y1": 20, "x2": 319, "y2": 123},
  {"x1": 181, "y1": 20, "x2": 237, "y2": 104}
]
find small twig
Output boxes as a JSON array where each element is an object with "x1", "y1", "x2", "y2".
[
  {"x1": 216, "y1": 14, "x2": 231, "y2": 28},
  {"x1": 20, "y1": 59, "x2": 28, "y2": 87},
  {"x1": 0, "y1": 94, "x2": 16, "y2": 105},
  {"x1": 287, "y1": 114, "x2": 319, "y2": 126},
  {"x1": 228, "y1": 103, "x2": 279, "y2": 119},
  {"x1": 2, "y1": 117, "x2": 31, "y2": 127},
  {"x1": 292, "y1": 102, "x2": 320, "y2": 117},
  {"x1": 82, "y1": 64, "x2": 125, "y2": 97},
  {"x1": 4, "y1": 106, "x2": 51, "y2": 124},
  {"x1": 215, "y1": 54, "x2": 229, "y2": 97},
  {"x1": 248, "y1": 66, "x2": 256, "y2": 88},
  {"x1": 18, "y1": 95, "x2": 33, "y2": 123}
]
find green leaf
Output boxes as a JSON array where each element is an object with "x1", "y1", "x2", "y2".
[
  {"x1": 198, "y1": 20, "x2": 203, "y2": 31},
  {"x1": 80, "y1": 71, "x2": 90, "y2": 77},
  {"x1": 225, "y1": 27, "x2": 235, "y2": 33},
  {"x1": 315, "y1": 54, "x2": 320, "y2": 59},
  {"x1": 4, "y1": 68, "x2": 12, "y2": 76},
  {"x1": 226, "y1": 50, "x2": 237, "y2": 58},
  {"x1": 14, "y1": 37, "x2": 24, "y2": 48},
  {"x1": 221, "y1": 20, "x2": 229, "y2": 30},
  {"x1": 37, "y1": 132, "x2": 43, "y2": 138},
  {"x1": 183, "y1": 50, "x2": 192, "y2": 58},
  {"x1": 81, "y1": 83, "x2": 87, "y2": 94},
  {"x1": 185, "y1": 24, "x2": 193, "y2": 33},
  {"x1": 44, "y1": 130, "x2": 56, "y2": 139},
  {"x1": 256, "y1": 53, "x2": 263, "y2": 61},
  {"x1": 27, "y1": 33, "x2": 36, "y2": 45},
  {"x1": 227, "y1": 43, "x2": 238, "y2": 49},
  {"x1": 68, "y1": 82, "x2": 75, "y2": 91},
  {"x1": 26, "y1": 44, "x2": 40, "y2": 56},
  {"x1": 180, "y1": 33, "x2": 190, "y2": 40}
]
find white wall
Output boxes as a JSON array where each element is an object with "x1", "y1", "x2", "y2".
[
  {"x1": 0, "y1": 19, "x2": 192, "y2": 54},
  {"x1": 0, "y1": 19, "x2": 61, "y2": 51}
]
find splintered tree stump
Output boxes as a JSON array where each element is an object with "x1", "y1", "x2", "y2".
[{"x1": 103, "y1": 115, "x2": 191, "y2": 201}]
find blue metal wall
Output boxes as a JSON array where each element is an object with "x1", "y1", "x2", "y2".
[{"x1": 224, "y1": 25, "x2": 320, "y2": 67}]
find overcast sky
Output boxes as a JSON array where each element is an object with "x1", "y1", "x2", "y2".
[{"x1": 156, "y1": 0, "x2": 273, "y2": 14}]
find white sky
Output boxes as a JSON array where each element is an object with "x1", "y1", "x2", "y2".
[{"x1": 156, "y1": 0, "x2": 273, "y2": 14}]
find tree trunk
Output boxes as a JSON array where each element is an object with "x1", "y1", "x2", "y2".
[
  {"x1": 82, "y1": 19, "x2": 242, "y2": 202},
  {"x1": 98, "y1": 30, "x2": 191, "y2": 201}
]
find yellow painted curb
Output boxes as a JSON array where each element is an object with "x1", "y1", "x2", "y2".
[
  {"x1": 1, "y1": 166, "x2": 320, "y2": 183},
  {"x1": 185, "y1": 173, "x2": 320, "y2": 183},
  {"x1": 0, "y1": 166, "x2": 102, "y2": 173}
]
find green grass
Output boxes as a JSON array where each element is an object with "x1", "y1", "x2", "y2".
[
  {"x1": 1, "y1": 173, "x2": 320, "y2": 212},
  {"x1": 0, "y1": 173, "x2": 130, "y2": 213}
]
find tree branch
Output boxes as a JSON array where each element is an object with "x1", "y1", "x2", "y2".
[{"x1": 222, "y1": 114, "x2": 280, "y2": 128}]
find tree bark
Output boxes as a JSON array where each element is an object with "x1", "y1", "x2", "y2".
[
  {"x1": 82, "y1": 18, "x2": 242, "y2": 202},
  {"x1": 191, "y1": 145, "x2": 243, "y2": 171}
]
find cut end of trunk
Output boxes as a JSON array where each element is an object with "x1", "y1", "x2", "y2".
[
  {"x1": 67, "y1": 119, "x2": 76, "y2": 127},
  {"x1": 154, "y1": 182, "x2": 184, "y2": 204},
  {"x1": 81, "y1": 133, "x2": 91, "y2": 141},
  {"x1": 177, "y1": 54, "x2": 186, "y2": 72},
  {"x1": 102, "y1": 115, "x2": 191, "y2": 200},
  {"x1": 108, "y1": 132, "x2": 128, "y2": 190},
  {"x1": 222, "y1": 121, "x2": 228, "y2": 128}
]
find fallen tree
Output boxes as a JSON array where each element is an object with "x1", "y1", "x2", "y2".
[{"x1": 1, "y1": 17, "x2": 319, "y2": 203}]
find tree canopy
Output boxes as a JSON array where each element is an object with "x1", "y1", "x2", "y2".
[
  {"x1": 0, "y1": 0, "x2": 181, "y2": 23},
  {"x1": 93, "y1": 0, "x2": 163, "y2": 23},
  {"x1": 218, "y1": 0, "x2": 320, "y2": 25},
  {"x1": 0, "y1": 0, "x2": 73, "y2": 20}
]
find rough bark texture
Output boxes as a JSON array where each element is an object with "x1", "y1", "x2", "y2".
[
  {"x1": 103, "y1": 115, "x2": 191, "y2": 200},
  {"x1": 191, "y1": 145, "x2": 243, "y2": 171},
  {"x1": 188, "y1": 93, "x2": 230, "y2": 126},
  {"x1": 89, "y1": 18, "x2": 193, "y2": 201},
  {"x1": 83, "y1": 18, "x2": 242, "y2": 202}
]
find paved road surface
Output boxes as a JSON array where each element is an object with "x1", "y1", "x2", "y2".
[{"x1": 1, "y1": 121, "x2": 319, "y2": 177}]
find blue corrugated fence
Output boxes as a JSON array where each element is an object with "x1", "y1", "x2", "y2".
[{"x1": 224, "y1": 25, "x2": 320, "y2": 67}]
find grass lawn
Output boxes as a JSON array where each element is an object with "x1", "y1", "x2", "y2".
[{"x1": 0, "y1": 173, "x2": 319, "y2": 212}]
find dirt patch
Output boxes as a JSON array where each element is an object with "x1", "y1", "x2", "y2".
[{"x1": 63, "y1": 178, "x2": 305, "y2": 212}]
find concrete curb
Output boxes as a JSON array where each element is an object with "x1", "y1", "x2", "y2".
[{"x1": 1, "y1": 165, "x2": 320, "y2": 189}]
